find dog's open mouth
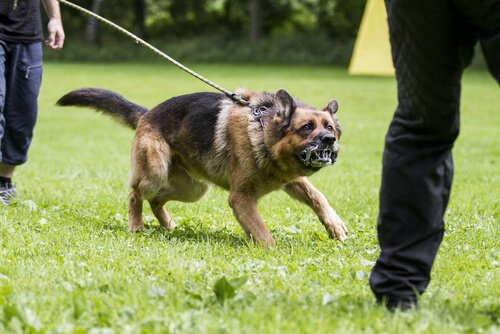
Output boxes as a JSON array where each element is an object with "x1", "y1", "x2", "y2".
[{"x1": 299, "y1": 145, "x2": 337, "y2": 168}]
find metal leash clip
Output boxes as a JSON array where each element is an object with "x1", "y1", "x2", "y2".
[{"x1": 252, "y1": 106, "x2": 268, "y2": 128}]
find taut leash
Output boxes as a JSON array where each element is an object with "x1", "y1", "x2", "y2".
[{"x1": 56, "y1": 0, "x2": 250, "y2": 106}]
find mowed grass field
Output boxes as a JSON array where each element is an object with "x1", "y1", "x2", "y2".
[{"x1": 0, "y1": 63, "x2": 498, "y2": 333}]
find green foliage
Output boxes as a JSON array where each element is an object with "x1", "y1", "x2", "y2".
[
  {"x1": 315, "y1": 0, "x2": 367, "y2": 41},
  {"x1": 52, "y1": 0, "x2": 368, "y2": 65},
  {"x1": 56, "y1": 0, "x2": 367, "y2": 47},
  {"x1": 220, "y1": 0, "x2": 296, "y2": 37},
  {"x1": 213, "y1": 276, "x2": 248, "y2": 304},
  {"x1": 0, "y1": 63, "x2": 498, "y2": 333},
  {"x1": 44, "y1": 33, "x2": 354, "y2": 65},
  {"x1": 146, "y1": 0, "x2": 221, "y2": 37}
]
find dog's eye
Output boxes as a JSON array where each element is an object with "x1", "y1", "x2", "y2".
[
  {"x1": 326, "y1": 125, "x2": 334, "y2": 131},
  {"x1": 301, "y1": 123, "x2": 313, "y2": 131}
]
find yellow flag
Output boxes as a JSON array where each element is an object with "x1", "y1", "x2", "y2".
[{"x1": 348, "y1": 0, "x2": 394, "y2": 76}]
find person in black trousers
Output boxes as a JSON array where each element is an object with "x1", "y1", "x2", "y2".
[{"x1": 370, "y1": 0, "x2": 500, "y2": 310}]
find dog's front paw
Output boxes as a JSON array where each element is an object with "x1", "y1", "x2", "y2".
[
  {"x1": 160, "y1": 219, "x2": 177, "y2": 231},
  {"x1": 128, "y1": 222, "x2": 144, "y2": 233},
  {"x1": 324, "y1": 212, "x2": 347, "y2": 241},
  {"x1": 249, "y1": 234, "x2": 276, "y2": 248},
  {"x1": 246, "y1": 227, "x2": 276, "y2": 247},
  {"x1": 327, "y1": 221, "x2": 347, "y2": 241}
]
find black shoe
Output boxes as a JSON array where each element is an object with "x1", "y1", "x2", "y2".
[
  {"x1": 376, "y1": 294, "x2": 418, "y2": 311},
  {"x1": 0, "y1": 183, "x2": 17, "y2": 205},
  {"x1": 385, "y1": 297, "x2": 417, "y2": 311}
]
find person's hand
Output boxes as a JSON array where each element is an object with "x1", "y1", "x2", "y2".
[{"x1": 46, "y1": 18, "x2": 65, "y2": 49}]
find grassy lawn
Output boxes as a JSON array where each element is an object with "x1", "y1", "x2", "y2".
[{"x1": 0, "y1": 63, "x2": 498, "y2": 333}]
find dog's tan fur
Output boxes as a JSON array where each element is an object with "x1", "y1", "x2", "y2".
[{"x1": 57, "y1": 88, "x2": 347, "y2": 246}]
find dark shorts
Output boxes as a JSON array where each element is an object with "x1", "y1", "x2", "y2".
[{"x1": 0, "y1": 40, "x2": 43, "y2": 165}]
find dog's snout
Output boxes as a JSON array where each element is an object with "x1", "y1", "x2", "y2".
[{"x1": 321, "y1": 133, "x2": 336, "y2": 146}]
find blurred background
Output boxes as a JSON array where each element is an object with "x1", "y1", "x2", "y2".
[
  {"x1": 46, "y1": 0, "x2": 368, "y2": 65},
  {"x1": 46, "y1": 0, "x2": 488, "y2": 69}
]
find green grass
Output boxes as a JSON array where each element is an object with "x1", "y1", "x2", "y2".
[{"x1": 0, "y1": 63, "x2": 498, "y2": 333}]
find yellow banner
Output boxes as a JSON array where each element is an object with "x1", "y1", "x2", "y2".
[{"x1": 348, "y1": 0, "x2": 394, "y2": 76}]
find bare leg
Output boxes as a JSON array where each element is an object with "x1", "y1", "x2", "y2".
[
  {"x1": 284, "y1": 177, "x2": 347, "y2": 241},
  {"x1": 0, "y1": 164, "x2": 15, "y2": 178}
]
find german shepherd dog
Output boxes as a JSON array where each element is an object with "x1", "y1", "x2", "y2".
[{"x1": 57, "y1": 88, "x2": 347, "y2": 246}]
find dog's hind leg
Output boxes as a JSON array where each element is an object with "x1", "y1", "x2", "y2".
[
  {"x1": 128, "y1": 189, "x2": 144, "y2": 232},
  {"x1": 149, "y1": 197, "x2": 176, "y2": 230},
  {"x1": 148, "y1": 161, "x2": 210, "y2": 230},
  {"x1": 129, "y1": 130, "x2": 171, "y2": 232}
]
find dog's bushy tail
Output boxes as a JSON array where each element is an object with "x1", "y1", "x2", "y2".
[{"x1": 57, "y1": 88, "x2": 148, "y2": 129}]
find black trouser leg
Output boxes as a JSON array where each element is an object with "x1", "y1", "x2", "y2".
[
  {"x1": 452, "y1": 0, "x2": 500, "y2": 81},
  {"x1": 369, "y1": 0, "x2": 477, "y2": 308}
]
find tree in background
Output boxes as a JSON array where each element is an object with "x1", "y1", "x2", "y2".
[
  {"x1": 133, "y1": 0, "x2": 146, "y2": 38},
  {"x1": 85, "y1": 0, "x2": 103, "y2": 44},
  {"x1": 250, "y1": 0, "x2": 262, "y2": 43},
  {"x1": 314, "y1": 0, "x2": 366, "y2": 41},
  {"x1": 62, "y1": 0, "x2": 365, "y2": 43},
  {"x1": 53, "y1": 0, "x2": 367, "y2": 64}
]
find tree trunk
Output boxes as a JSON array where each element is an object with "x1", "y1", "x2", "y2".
[
  {"x1": 250, "y1": 0, "x2": 261, "y2": 43},
  {"x1": 85, "y1": 0, "x2": 104, "y2": 44},
  {"x1": 133, "y1": 0, "x2": 146, "y2": 38}
]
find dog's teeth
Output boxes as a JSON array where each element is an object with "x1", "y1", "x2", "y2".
[
  {"x1": 300, "y1": 151, "x2": 309, "y2": 161},
  {"x1": 300, "y1": 147, "x2": 337, "y2": 167}
]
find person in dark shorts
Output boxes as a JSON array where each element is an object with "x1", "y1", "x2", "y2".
[
  {"x1": 0, "y1": 0, "x2": 65, "y2": 204},
  {"x1": 370, "y1": 0, "x2": 500, "y2": 310}
]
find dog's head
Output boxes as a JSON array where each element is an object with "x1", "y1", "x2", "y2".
[{"x1": 251, "y1": 89, "x2": 341, "y2": 175}]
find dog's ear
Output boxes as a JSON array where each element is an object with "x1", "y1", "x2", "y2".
[
  {"x1": 274, "y1": 89, "x2": 296, "y2": 121},
  {"x1": 323, "y1": 99, "x2": 339, "y2": 117}
]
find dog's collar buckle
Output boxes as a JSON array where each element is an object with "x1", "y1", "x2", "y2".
[{"x1": 251, "y1": 106, "x2": 268, "y2": 129}]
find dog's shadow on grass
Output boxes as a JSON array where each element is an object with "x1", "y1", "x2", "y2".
[{"x1": 103, "y1": 222, "x2": 250, "y2": 248}]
